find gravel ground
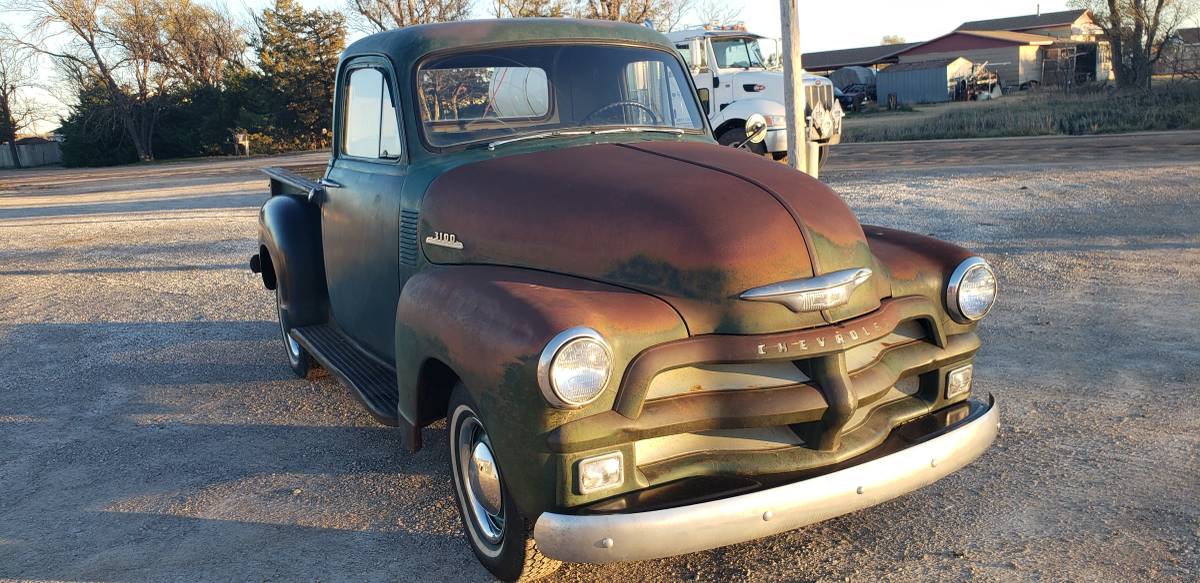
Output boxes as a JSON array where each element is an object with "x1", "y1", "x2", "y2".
[{"x1": 1, "y1": 135, "x2": 1197, "y2": 582}]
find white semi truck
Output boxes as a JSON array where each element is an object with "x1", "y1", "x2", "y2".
[{"x1": 666, "y1": 28, "x2": 843, "y2": 162}]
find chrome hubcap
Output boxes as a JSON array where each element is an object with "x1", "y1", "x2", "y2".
[
  {"x1": 457, "y1": 417, "x2": 504, "y2": 544},
  {"x1": 469, "y1": 442, "x2": 503, "y2": 515}
]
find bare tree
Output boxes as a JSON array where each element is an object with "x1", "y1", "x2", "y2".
[
  {"x1": 579, "y1": 0, "x2": 697, "y2": 31},
  {"x1": 0, "y1": 34, "x2": 43, "y2": 168},
  {"x1": 654, "y1": 0, "x2": 697, "y2": 31},
  {"x1": 581, "y1": 0, "x2": 655, "y2": 23},
  {"x1": 1071, "y1": 0, "x2": 1198, "y2": 88},
  {"x1": 490, "y1": 0, "x2": 571, "y2": 17},
  {"x1": 693, "y1": 0, "x2": 739, "y2": 27},
  {"x1": 346, "y1": 0, "x2": 473, "y2": 32},
  {"x1": 881, "y1": 34, "x2": 906, "y2": 45},
  {"x1": 4, "y1": 0, "x2": 245, "y2": 161},
  {"x1": 160, "y1": 1, "x2": 246, "y2": 87}
]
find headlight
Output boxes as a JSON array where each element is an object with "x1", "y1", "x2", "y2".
[
  {"x1": 537, "y1": 327, "x2": 612, "y2": 408},
  {"x1": 947, "y1": 257, "x2": 997, "y2": 323},
  {"x1": 762, "y1": 114, "x2": 786, "y2": 128}
]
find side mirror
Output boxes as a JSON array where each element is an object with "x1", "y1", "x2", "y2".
[{"x1": 743, "y1": 113, "x2": 768, "y2": 146}]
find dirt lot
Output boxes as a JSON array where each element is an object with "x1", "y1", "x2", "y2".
[{"x1": 1, "y1": 133, "x2": 1197, "y2": 582}]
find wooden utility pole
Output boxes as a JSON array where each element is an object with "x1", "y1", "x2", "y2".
[{"x1": 778, "y1": 0, "x2": 816, "y2": 177}]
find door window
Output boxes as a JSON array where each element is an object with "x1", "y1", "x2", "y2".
[
  {"x1": 343, "y1": 67, "x2": 403, "y2": 159},
  {"x1": 676, "y1": 44, "x2": 692, "y2": 68}
]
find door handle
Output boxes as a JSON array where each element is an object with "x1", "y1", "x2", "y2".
[{"x1": 306, "y1": 178, "x2": 341, "y2": 204}]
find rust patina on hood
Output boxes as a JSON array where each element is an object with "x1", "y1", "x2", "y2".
[{"x1": 421, "y1": 141, "x2": 890, "y2": 335}]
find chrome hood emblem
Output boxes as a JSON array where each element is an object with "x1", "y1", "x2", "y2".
[{"x1": 739, "y1": 268, "x2": 872, "y2": 313}]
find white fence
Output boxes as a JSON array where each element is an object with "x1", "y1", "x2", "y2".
[{"x1": 1, "y1": 142, "x2": 63, "y2": 168}]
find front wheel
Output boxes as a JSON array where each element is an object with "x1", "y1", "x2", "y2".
[
  {"x1": 275, "y1": 288, "x2": 315, "y2": 378},
  {"x1": 717, "y1": 127, "x2": 769, "y2": 157},
  {"x1": 448, "y1": 385, "x2": 560, "y2": 581}
]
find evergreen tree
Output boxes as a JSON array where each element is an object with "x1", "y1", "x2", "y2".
[{"x1": 255, "y1": 0, "x2": 346, "y2": 150}]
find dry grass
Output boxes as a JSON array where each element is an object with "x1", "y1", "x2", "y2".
[{"x1": 843, "y1": 81, "x2": 1200, "y2": 143}]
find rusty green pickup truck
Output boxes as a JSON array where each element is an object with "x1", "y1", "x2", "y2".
[{"x1": 249, "y1": 18, "x2": 999, "y2": 582}]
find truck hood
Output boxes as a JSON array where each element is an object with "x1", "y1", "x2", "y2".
[
  {"x1": 727, "y1": 70, "x2": 831, "y2": 105},
  {"x1": 420, "y1": 140, "x2": 887, "y2": 335}
]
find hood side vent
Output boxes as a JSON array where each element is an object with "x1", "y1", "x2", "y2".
[{"x1": 400, "y1": 209, "x2": 419, "y2": 267}]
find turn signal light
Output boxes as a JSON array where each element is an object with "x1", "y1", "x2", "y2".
[
  {"x1": 578, "y1": 452, "x2": 623, "y2": 494},
  {"x1": 946, "y1": 365, "x2": 973, "y2": 399}
]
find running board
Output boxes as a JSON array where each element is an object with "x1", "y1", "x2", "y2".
[{"x1": 290, "y1": 324, "x2": 400, "y2": 427}]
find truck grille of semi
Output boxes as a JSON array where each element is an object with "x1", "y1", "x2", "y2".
[{"x1": 805, "y1": 84, "x2": 835, "y2": 112}]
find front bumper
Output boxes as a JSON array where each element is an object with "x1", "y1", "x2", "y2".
[
  {"x1": 533, "y1": 395, "x2": 998, "y2": 563},
  {"x1": 764, "y1": 127, "x2": 840, "y2": 153},
  {"x1": 764, "y1": 128, "x2": 788, "y2": 153}
]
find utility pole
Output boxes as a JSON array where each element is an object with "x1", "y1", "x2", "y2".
[{"x1": 778, "y1": 0, "x2": 816, "y2": 177}]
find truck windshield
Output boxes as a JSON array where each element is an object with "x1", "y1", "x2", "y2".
[
  {"x1": 417, "y1": 44, "x2": 705, "y2": 148},
  {"x1": 711, "y1": 37, "x2": 765, "y2": 69}
]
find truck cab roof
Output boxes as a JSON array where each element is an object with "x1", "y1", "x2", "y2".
[
  {"x1": 345, "y1": 18, "x2": 676, "y2": 74},
  {"x1": 665, "y1": 29, "x2": 766, "y2": 43}
]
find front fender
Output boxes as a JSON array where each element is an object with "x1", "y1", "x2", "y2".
[
  {"x1": 258, "y1": 194, "x2": 328, "y2": 328},
  {"x1": 711, "y1": 97, "x2": 786, "y2": 133},
  {"x1": 865, "y1": 225, "x2": 978, "y2": 336},
  {"x1": 395, "y1": 265, "x2": 687, "y2": 516}
]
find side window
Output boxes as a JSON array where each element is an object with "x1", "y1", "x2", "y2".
[
  {"x1": 380, "y1": 83, "x2": 401, "y2": 158},
  {"x1": 343, "y1": 66, "x2": 402, "y2": 160},
  {"x1": 676, "y1": 44, "x2": 692, "y2": 68}
]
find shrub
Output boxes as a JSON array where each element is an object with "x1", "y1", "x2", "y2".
[{"x1": 844, "y1": 81, "x2": 1200, "y2": 142}]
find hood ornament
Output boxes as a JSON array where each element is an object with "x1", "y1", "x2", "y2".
[{"x1": 740, "y1": 268, "x2": 872, "y2": 313}]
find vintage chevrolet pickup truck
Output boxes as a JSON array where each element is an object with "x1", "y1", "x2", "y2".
[{"x1": 249, "y1": 19, "x2": 999, "y2": 582}]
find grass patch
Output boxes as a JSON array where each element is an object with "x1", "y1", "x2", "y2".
[{"x1": 843, "y1": 81, "x2": 1200, "y2": 142}]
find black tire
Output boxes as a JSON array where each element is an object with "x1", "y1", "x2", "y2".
[
  {"x1": 275, "y1": 288, "x2": 316, "y2": 378},
  {"x1": 716, "y1": 127, "x2": 769, "y2": 157},
  {"x1": 448, "y1": 385, "x2": 560, "y2": 582}
]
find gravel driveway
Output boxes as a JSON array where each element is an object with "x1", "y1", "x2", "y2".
[{"x1": 1, "y1": 134, "x2": 1197, "y2": 582}]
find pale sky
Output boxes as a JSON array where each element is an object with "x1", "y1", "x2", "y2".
[
  {"x1": 276, "y1": 0, "x2": 1077, "y2": 52},
  {"x1": 17, "y1": 0, "x2": 1076, "y2": 133}
]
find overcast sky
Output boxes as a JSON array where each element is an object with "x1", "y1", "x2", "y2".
[{"x1": 19, "y1": 0, "x2": 1076, "y2": 132}]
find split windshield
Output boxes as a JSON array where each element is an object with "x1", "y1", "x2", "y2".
[
  {"x1": 711, "y1": 37, "x2": 765, "y2": 69},
  {"x1": 416, "y1": 44, "x2": 705, "y2": 148}
]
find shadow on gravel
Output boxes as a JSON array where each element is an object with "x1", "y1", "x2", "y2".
[
  {"x1": 0, "y1": 320, "x2": 481, "y2": 581},
  {"x1": 0, "y1": 192, "x2": 264, "y2": 221},
  {"x1": 0, "y1": 263, "x2": 246, "y2": 277}
]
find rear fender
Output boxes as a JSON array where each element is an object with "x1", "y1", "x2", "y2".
[{"x1": 258, "y1": 194, "x2": 329, "y2": 327}]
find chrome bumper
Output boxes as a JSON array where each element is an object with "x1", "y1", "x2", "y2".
[
  {"x1": 764, "y1": 128, "x2": 787, "y2": 153},
  {"x1": 533, "y1": 396, "x2": 998, "y2": 563}
]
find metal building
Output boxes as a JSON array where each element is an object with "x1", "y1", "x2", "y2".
[{"x1": 876, "y1": 57, "x2": 974, "y2": 104}]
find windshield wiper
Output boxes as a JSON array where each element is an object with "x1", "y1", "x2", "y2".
[
  {"x1": 592, "y1": 127, "x2": 686, "y2": 135},
  {"x1": 486, "y1": 127, "x2": 684, "y2": 150},
  {"x1": 488, "y1": 131, "x2": 560, "y2": 150}
]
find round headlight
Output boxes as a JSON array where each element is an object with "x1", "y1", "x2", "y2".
[
  {"x1": 537, "y1": 327, "x2": 612, "y2": 408},
  {"x1": 947, "y1": 257, "x2": 997, "y2": 323}
]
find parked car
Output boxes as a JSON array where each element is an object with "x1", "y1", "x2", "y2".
[
  {"x1": 250, "y1": 19, "x2": 999, "y2": 582},
  {"x1": 666, "y1": 27, "x2": 843, "y2": 161},
  {"x1": 836, "y1": 83, "x2": 875, "y2": 111}
]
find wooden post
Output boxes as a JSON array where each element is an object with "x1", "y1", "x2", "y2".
[{"x1": 778, "y1": 0, "x2": 809, "y2": 174}]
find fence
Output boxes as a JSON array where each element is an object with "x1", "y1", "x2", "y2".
[{"x1": 1, "y1": 142, "x2": 63, "y2": 168}]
